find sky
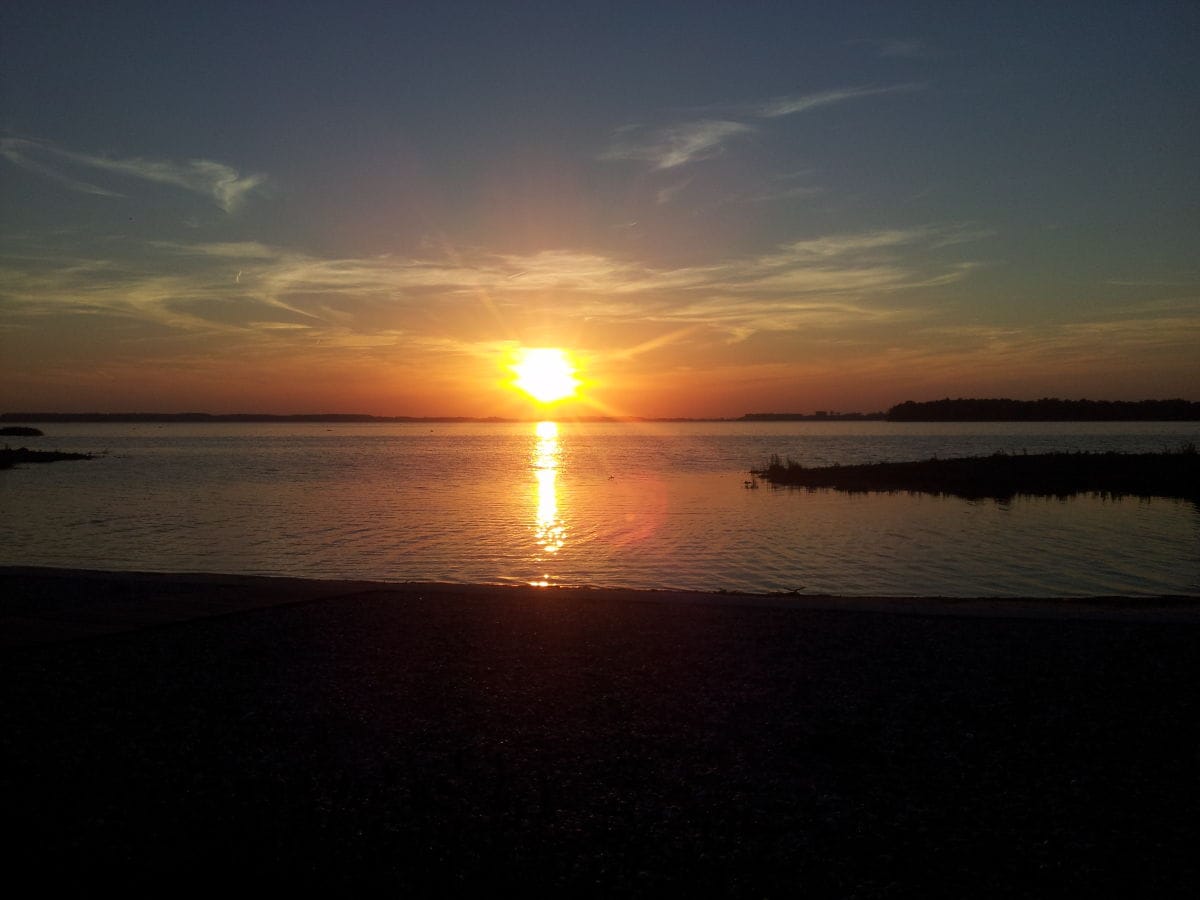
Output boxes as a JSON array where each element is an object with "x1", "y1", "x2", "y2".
[{"x1": 1, "y1": 1, "x2": 1197, "y2": 418}]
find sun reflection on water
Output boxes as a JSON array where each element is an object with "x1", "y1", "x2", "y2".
[{"x1": 531, "y1": 421, "x2": 566, "y2": 585}]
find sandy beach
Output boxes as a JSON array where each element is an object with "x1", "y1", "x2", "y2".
[{"x1": 3, "y1": 567, "x2": 1198, "y2": 894}]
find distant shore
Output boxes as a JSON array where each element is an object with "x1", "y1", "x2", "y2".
[
  {"x1": 2, "y1": 566, "x2": 1198, "y2": 892},
  {"x1": 5, "y1": 396, "x2": 1199, "y2": 423},
  {"x1": 0, "y1": 411, "x2": 869, "y2": 424}
]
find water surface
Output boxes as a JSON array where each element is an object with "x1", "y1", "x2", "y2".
[{"x1": 2, "y1": 421, "x2": 1197, "y2": 596}]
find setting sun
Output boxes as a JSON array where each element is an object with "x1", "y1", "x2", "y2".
[{"x1": 511, "y1": 348, "x2": 580, "y2": 404}]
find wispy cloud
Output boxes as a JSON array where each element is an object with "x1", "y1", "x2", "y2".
[
  {"x1": 1104, "y1": 277, "x2": 1200, "y2": 288},
  {"x1": 0, "y1": 137, "x2": 266, "y2": 212},
  {"x1": 0, "y1": 140, "x2": 124, "y2": 198},
  {"x1": 848, "y1": 38, "x2": 928, "y2": 60},
  {"x1": 690, "y1": 170, "x2": 823, "y2": 211},
  {"x1": 0, "y1": 226, "x2": 985, "y2": 356},
  {"x1": 600, "y1": 120, "x2": 753, "y2": 170},
  {"x1": 152, "y1": 241, "x2": 280, "y2": 259},
  {"x1": 751, "y1": 83, "x2": 925, "y2": 119},
  {"x1": 655, "y1": 178, "x2": 692, "y2": 205},
  {"x1": 16, "y1": 228, "x2": 1195, "y2": 399},
  {"x1": 602, "y1": 83, "x2": 924, "y2": 173},
  {"x1": 895, "y1": 311, "x2": 1200, "y2": 381}
]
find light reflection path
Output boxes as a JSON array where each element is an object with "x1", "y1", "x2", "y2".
[{"x1": 531, "y1": 421, "x2": 566, "y2": 585}]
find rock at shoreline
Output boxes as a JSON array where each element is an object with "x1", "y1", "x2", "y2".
[{"x1": 0, "y1": 447, "x2": 94, "y2": 470}]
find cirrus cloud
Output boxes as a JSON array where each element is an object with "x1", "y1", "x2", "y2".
[
  {"x1": 601, "y1": 83, "x2": 926, "y2": 173},
  {"x1": 0, "y1": 137, "x2": 266, "y2": 212},
  {"x1": 599, "y1": 120, "x2": 753, "y2": 170}
]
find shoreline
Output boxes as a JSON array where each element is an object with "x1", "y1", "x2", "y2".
[
  {"x1": 4, "y1": 565, "x2": 1200, "y2": 647},
  {"x1": 3, "y1": 565, "x2": 1198, "y2": 891}
]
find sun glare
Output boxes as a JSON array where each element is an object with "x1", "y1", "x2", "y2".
[{"x1": 511, "y1": 348, "x2": 579, "y2": 404}]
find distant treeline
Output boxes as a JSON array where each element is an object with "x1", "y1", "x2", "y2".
[
  {"x1": 886, "y1": 398, "x2": 1200, "y2": 422},
  {"x1": 5, "y1": 400, "x2": 1198, "y2": 424}
]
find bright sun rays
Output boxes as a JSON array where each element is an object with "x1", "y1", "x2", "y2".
[{"x1": 510, "y1": 348, "x2": 580, "y2": 404}]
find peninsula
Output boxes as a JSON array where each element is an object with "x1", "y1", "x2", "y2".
[{"x1": 754, "y1": 449, "x2": 1200, "y2": 501}]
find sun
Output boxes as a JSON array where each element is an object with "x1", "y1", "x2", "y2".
[{"x1": 511, "y1": 348, "x2": 579, "y2": 404}]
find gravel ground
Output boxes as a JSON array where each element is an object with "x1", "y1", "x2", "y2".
[{"x1": 2, "y1": 569, "x2": 1197, "y2": 895}]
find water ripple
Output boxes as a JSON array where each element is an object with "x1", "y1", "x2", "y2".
[{"x1": 1, "y1": 421, "x2": 1197, "y2": 596}]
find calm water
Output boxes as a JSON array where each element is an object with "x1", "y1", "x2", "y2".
[{"x1": 2, "y1": 421, "x2": 1197, "y2": 596}]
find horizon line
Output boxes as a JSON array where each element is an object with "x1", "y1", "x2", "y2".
[
  {"x1": 5, "y1": 398, "x2": 1200, "y2": 425},
  {"x1": 0, "y1": 411, "x2": 886, "y2": 424}
]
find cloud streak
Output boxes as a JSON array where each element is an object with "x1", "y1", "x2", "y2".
[
  {"x1": 600, "y1": 120, "x2": 753, "y2": 170},
  {"x1": 0, "y1": 226, "x2": 983, "y2": 352},
  {"x1": 6, "y1": 228, "x2": 1196, "y2": 410},
  {"x1": 847, "y1": 38, "x2": 928, "y2": 60},
  {"x1": 0, "y1": 138, "x2": 266, "y2": 212},
  {"x1": 602, "y1": 83, "x2": 924, "y2": 172},
  {"x1": 751, "y1": 83, "x2": 925, "y2": 118}
]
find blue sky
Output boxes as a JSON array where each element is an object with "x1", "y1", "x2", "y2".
[{"x1": 2, "y1": 1, "x2": 1197, "y2": 415}]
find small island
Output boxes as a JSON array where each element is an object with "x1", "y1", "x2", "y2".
[
  {"x1": 0, "y1": 447, "x2": 95, "y2": 470},
  {"x1": 754, "y1": 448, "x2": 1200, "y2": 501},
  {"x1": 0, "y1": 426, "x2": 44, "y2": 437}
]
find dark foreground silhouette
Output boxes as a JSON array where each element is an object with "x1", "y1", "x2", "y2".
[
  {"x1": 755, "y1": 450, "x2": 1200, "y2": 501},
  {"x1": 0, "y1": 447, "x2": 94, "y2": 469},
  {"x1": 1, "y1": 569, "x2": 1197, "y2": 895},
  {"x1": 887, "y1": 398, "x2": 1200, "y2": 421}
]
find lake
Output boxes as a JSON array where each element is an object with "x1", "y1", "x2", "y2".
[{"x1": 1, "y1": 420, "x2": 1197, "y2": 596}]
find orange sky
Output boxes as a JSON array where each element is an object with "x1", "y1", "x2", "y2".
[{"x1": 2, "y1": 4, "x2": 1198, "y2": 416}]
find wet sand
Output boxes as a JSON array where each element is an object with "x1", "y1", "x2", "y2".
[{"x1": 2, "y1": 567, "x2": 1198, "y2": 894}]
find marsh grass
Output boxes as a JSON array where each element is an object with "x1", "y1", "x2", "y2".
[{"x1": 755, "y1": 448, "x2": 1200, "y2": 501}]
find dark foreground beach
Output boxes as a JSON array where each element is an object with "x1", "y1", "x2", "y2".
[{"x1": 3, "y1": 568, "x2": 1198, "y2": 895}]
